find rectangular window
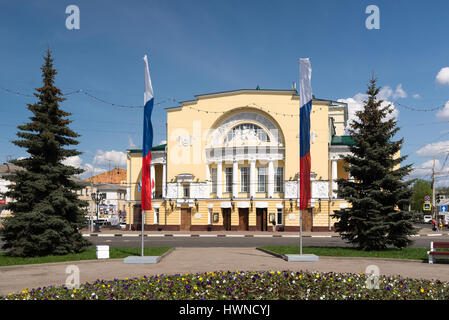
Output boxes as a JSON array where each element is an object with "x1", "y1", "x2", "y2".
[
  {"x1": 240, "y1": 167, "x2": 249, "y2": 193},
  {"x1": 211, "y1": 168, "x2": 217, "y2": 194},
  {"x1": 183, "y1": 184, "x2": 190, "y2": 198},
  {"x1": 257, "y1": 167, "x2": 267, "y2": 193},
  {"x1": 154, "y1": 208, "x2": 159, "y2": 224},
  {"x1": 208, "y1": 208, "x2": 212, "y2": 225},
  {"x1": 225, "y1": 167, "x2": 233, "y2": 194},
  {"x1": 275, "y1": 167, "x2": 284, "y2": 193},
  {"x1": 276, "y1": 208, "x2": 283, "y2": 225}
]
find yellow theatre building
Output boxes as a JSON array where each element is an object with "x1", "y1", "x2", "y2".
[{"x1": 125, "y1": 89, "x2": 354, "y2": 232}]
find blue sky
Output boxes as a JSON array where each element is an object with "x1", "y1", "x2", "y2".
[{"x1": 1, "y1": 0, "x2": 449, "y2": 184}]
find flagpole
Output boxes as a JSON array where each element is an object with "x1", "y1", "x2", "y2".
[
  {"x1": 141, "y1": 210, "x2": 144, "y2": 256},
  {"x1": 298, "y1": 58, "x2": 303, "y2": 256}
]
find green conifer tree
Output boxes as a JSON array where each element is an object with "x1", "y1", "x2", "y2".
[
  {"x1": 1, "y1": 49, "x2": 90, "y2": 257},
  {"x1": 331, "y1": 77, "x2": 417, "y2": 250}
]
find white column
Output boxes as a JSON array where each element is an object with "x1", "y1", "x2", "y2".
[
  {"x1": 162, "y1": 163, "x2": 166, "y2": 198},
  {"x1": 268, "y1": 160, "x2": 274, "y2": 198},
  {"x1": 233, "y1": 161, "x2": 238, "y2": 198},
  {"x1": 206, "y1": 162, "x2": 211, "y2": 195},
  {"x1": 217, "y1": 161, "x2": 223, "y2": 198},
  {"x1": 150, "y1": 164, "x2": 155, "y2": 198},
  {"x1": 250, "y1": 160, "x2": 256, "y2": 198},
  {"x1": 177, "y1": 182, "x2": 182, "y2": 199},
  {"x1": 332, "y1": 159, "x2": 338, "y2": 198}
]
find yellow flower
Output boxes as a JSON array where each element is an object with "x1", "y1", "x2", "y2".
[
  {"x1": 348, "y1": 278, "x2": 351, "y2": 282},
  {"x1": 420, "y1": 288, "x2": 424, "y2": 293},
  {"x1": 199, "y1": 277, "x2": 203, "y2": 281},
  {"x1": 173, "y1": 292, "x2": 176, "y2": 295},
  {"x1": 316, "y1": 275, "x2": 319, "y2": 278},
  {"x1": 298, "y1": 275, "x2": 302, "y2": 279},
  {"x1": 8, "y1": 293, "x2": 12, "y2": 296},
  {"x1": 102, "y1": 284, "x2": 106, "y2": 288},
  {"x1": 194, "y1": 286, "x2": 198, "y2": 290},
  {"x1": 73, "y1": 289, "x2": 77, "y2": 293}
]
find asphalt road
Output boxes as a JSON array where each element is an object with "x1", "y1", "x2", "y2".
[{"x1": 85, "y1": 235, "x2": 444, "y2": 249}]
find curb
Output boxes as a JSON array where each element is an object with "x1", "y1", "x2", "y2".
[
  {"x1": 159, "y1": 247, "x2": 176, "y2": 262},
  {"x1": 255, "y1": 248, "x2": 427, "y2": 263},
  {"x1": 81, "y1": 233, "x2": 449, "y2": 238},
  {"x1": 82, "y1": 233, "x2": 341, "y2": 238},
  {"x1": 256, "y1": 247, "x2": 286, "y2": 259}
]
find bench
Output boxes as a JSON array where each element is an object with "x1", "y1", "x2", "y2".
[{"x1": 427, "y1": 241, "x2": 449, "y2": 264}]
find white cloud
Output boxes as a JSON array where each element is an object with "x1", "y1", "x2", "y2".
[
  {"x1": 62, "y1": 155, "x2": 109, "y2": 178},
  {"x1": 62, "y1": 155, "x2": 83, "y2": 168},
  {"x1": 436, "y1": 67, "x2": 449, "y2": 86},
  {"x1": 435, "y1": 178, "x2": 449, "y2": 187},
  {"x1": 338, "y1": 86, "x2": 399, "y2": 132},
  {"x1": 410, "y1": 159, "x2": 441, "y2": 178},
  {"x1": 378, "y1": 86, "x2": 393, "y2": 101},
  {"x1": 128, "y1": 136, "x2": 138, "y2": 149},
  {"x1": 83, "y1": 163, "x2": 107, "y2": 176},
  {"x1": 392, "y1": 84, "x2": 407, "y2": 99},
  {"x1": 413, "y1": 94, "x2": 421, "y2": 99},
  {"x1": 93, "y1": 150, "x2": 127, "y2": 167},
  {"x1": 416, "y1": 140, "x2": 449, "y2": 157},
  {"x1": 435, "y1": 101, "x2": 449, "y2": 121}
]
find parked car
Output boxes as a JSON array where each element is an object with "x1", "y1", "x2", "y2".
[{"x1": 423, "y1": 215, "x2": 432, "y2": 223}]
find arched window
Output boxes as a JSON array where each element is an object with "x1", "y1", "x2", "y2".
[{"x1": 225, "y1": 123, "x2": 270, "y2": 143}]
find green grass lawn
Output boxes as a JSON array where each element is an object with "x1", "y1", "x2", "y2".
[
  {"x1": 259, "y1": 246, "x2": 432, "y2": 261},
  {"x1": 0, "y1": 247, "x2": 172, "y2": 267}
]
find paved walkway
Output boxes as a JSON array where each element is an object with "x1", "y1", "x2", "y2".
[{"x1": 1, "y1": 247, "x2": 448, "y2": 296}]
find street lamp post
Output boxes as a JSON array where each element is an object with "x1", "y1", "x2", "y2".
[{"x1": 91, "y1": 192, "x2": 106, "y2": 232}]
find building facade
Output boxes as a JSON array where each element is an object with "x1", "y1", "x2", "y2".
[
  {"x1": 0, "y1": 163, "x2": 23, "y2": 220},
  {"x1": 126, "y1": 89, "x2": 355, "y2": 232}
]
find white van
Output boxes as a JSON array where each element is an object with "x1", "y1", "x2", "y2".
[{"x1": 423, "y1": 215, "x2": 432, "y2": 223}]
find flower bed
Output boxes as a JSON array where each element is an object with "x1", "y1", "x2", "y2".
[{"x1": 2, "y1": 270, "x2": 449, "y2": 300}]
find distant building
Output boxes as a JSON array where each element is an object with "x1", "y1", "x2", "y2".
[
  {"x1": 0, "y1": 163, "x2": 23, "y2": 218},
  {"x1": 85, "y1": 168, "x2": 126, "y2": 185}
]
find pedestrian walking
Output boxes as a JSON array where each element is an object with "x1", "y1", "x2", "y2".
[{"x1": 432, "y1": 218, "x2": 437, "y2": 231}]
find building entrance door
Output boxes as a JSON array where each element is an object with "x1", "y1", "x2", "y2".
[
  {"x1": 238, "y1": 208, "x2": 249, "y2": 231},
  {"x1": 256, "y1": 208, "x2": 268, "y2": 231},
  {"x1": 222, "y1": 208, "x2": 232, "y2": 231},
  {"x1": 301, "y1": 208, "x2": 313, "y2": 232},
  {"x1": 180, "y1": 208, "x2": 191, "y2": 231},
  {"x1": 132, "y1": 204, "x2": 142, "y2": 231}
]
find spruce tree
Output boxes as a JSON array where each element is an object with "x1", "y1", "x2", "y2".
[
  {"x1": 331, "y1": 77, "x2": 417, "y2": 250},
  {"x1": 0, "y1": 49, "x2": 90, "y2": 257}
]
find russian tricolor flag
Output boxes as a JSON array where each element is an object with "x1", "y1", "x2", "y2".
[
  {"x1": 142, "y1": 55, "x2": 154, "y2": 211},
  {"x1": 299, "y1": 58, "x2": 312, "y2": 210}
]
